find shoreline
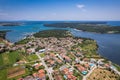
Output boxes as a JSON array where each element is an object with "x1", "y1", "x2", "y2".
[
  {"x1": 2, "y1": 29, "x2": 120, "y2": 67},
  {"x1": 0, "y1": 29, "x2": 120, "y2": 80}
]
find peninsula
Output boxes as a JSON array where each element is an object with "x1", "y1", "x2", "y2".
[
  {"x1": 0, "y1": 29, "x2": 120, "y2": 80},
  {"x1": 44, "y1": 22, "x2": 120, "y2": 34}
]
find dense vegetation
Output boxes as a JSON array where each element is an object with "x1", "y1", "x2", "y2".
[
  {"x1": 44, "y1": 23, "x2": 120, "y2": 33},
  {"x1": 15, "y1": 38, "x2": 32, "y2": 44},
  {"x1": 33, "y1": 29, "x2": 72, "y2": 38}
]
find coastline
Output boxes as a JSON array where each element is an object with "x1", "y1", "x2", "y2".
[
  {"x1": 44, "y1": 23, "x2": 120, "y2": 34},
  {"x1": 22, "y1": 29, "x2": 120, "y2": 70},
  {"x1": 6, "y1": 29, "x2": 120, "y2": 67},
  {"x1": 0, "y1": 29, "x2": 120, "y2": 80},
  {"x1": 0, "y1": 30, "x2": 11, "y2": 39}
]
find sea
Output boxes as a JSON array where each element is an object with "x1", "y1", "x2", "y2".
[{"x1": 0, "y1": 21, "x2": 120, "y2": 65}]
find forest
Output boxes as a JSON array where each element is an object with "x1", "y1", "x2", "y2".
[{"x1": 44, "y1": 23, "x2": 120, "y2": 33}]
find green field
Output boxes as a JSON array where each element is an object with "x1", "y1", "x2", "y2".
[
  {"x1": 0, "y1": 54, "x2": 3, "y2": 66},
  {"x1": 26, "y1": 54, "x2": 38, "y2": 62},
  {"x1": 0, "y1": 51, "x2": 39, "y2": 80},
  {"x1": 0, "y1": 69, "x2": 7, "y2": 80},
  {"x1": 40, "y1": 53, "x2": 45, "y2": 58},
  {"x1": 15, "y1": 38, "x2": 32, "y2": 44},
  {"x1": 0, "y1": 51, "x2": 22, "y2": 79},
  {"x1": 0, "y1": 51, "x2": 21, "y2": 66},
  {"x1": 8, "y1": 51, "x2": 21, "y2": 64}
]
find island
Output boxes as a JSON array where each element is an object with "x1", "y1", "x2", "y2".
[
  {"x1": 44, "y1": 22, "x2": 120, "y2": 33},
  {"x1": 0, "y1": 22, "x2": 23, "y2": 26},
  {"x1": 0, "y1": 29, "x2": 120, "y2": 80}
]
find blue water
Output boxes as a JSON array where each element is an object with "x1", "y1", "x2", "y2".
[
  {"x1": 107, "y1": 21, "x2": 120, "y2": 26},
  {"x1": 0, "y1": 21, "x2": 120, "y2": 65}
]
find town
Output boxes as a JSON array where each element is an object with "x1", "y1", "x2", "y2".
[{"x1": 0, "y1": 30, "x2": 120, "y2": 80}]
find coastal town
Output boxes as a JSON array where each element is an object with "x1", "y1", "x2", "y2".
[{"x1": 0, "y1": 30, "x2": 120, "y2": 80}]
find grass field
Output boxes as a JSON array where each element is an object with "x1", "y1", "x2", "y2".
[
  {"x1": 0, "y1": 51, "x2": 22, "y2": 66},
  {"x1": 26, "y1": 54, "x2": 38, "y2": 61},
  {"x1": 0, "y1": 51, "x2": 39, "y2": 79},
  {"x1": 0, "y1": 54, "x2": 3, "y2": 66},
  {"x1": 0, "y1": 69, "x2": 7, "y2": 80},
  {"x1": 0, "y1": 51, "x2": 23, "y2": 80},
  {"x1": 8, "y1": 51, "x2": 21, "y2": 64},
  {"x1": 2, "y1": 52, "x2": 10, "y2": 65},
  {"x1": 40, "y1": 53, "x2": 45, "y2": 58}
]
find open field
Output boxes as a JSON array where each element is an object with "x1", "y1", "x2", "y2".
[
  {"x1": 7, "y1": 66, "x2": 25, "y2": 79},
  {"x1": 0, "y1": 51, "x2": 38, "y2": 79},
  {"x1": 87, "y1": 68, "x2": 120, "y2": 80},
  {"x1": 26, "y1": 54, "x2": 38, "y2": 61},
  {"x1": 0, "y1": 69, "x2": 7, "y2": 80},
  {"x1": 0, "y1": 51, "x2": 22, "y2": 66},
  {"x1": 0, "y1": 54, "x2": 3, "y2": 66}
]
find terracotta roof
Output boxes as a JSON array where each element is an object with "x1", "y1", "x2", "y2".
[
  {"x1": 54, "y1": 74, "x2": 62, "y2": 80},
  {"x1": 105, "y1": 64, "x2": 110, "y2": 67},
  {"x1": 64, "y1": 56, "x2": 71, "y2": 61},
  {"x1": 48, "y1": 59, "x2": 55, "y2": 65},
  {"x1": 57, "y1": 59, "x2": 62, "y2": 63},
  {"x1": 76, "y1": 64, "x2": 86, "y2": 72},
  {"x1": 62, "y1": 68, "x2": 77, "y2": 80},
  {"x1": 38, "y1": 73, "x2": 45, "y2": 79},
  {"x1": 38, "y1": 69, "x2": 45, "y2": 74},
  {"x1": 50, "y1": 53, "x2": 55, "y2": 57},
  {"x1": 35, "y1": 63, "x2": 42, "y2": 69}
]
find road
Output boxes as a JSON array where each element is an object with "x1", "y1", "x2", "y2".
[
  {"x1": 83, "y1": 65, "x2": 97, "y2": 80},
  {"x1": 36, "y1": 53, "x2": 54, "y2": 80}
]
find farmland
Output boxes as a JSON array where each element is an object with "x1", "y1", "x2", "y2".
[{"x1": 0, "y1": 51, "x2": 39, "y2": 80}]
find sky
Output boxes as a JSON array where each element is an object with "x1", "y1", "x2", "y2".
[{"x1": 0, "y1": 0, "x2": 120, "y2": 21}]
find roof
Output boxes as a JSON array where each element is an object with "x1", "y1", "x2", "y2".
[
  {"x1": 35, "y1": 63, "x2": 42, "y2": 69},
  {"x1": 76, "y1": 64, "x2": 86, "y2": 72},
  {"x1": 48, "y1": 59, "x2": 55, "y2": 65},
  {"x1": 62, "y1": 68, "x2": 77, "y2": 80},
  {"x1": 38, "y1": 73, "x2": 45, "y2": 79},
  {"x1": 38, "y1": 69, "x2": 45, "y2": 74}
]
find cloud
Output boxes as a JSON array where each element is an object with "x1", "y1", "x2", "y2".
[
  {"x1": 77, "y1": 4, "x2": 85, "y2": 9},
  {"x1": 76, "y1": 4, "x2": 86, "y2": 11}
]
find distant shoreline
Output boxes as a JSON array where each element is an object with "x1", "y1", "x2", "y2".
[
  {"x1": 0, "y1": 22, "x2": 23, "y2": 26},
  {"x1": 44, "y1": 22, "x2": 120, "y2": 34}
]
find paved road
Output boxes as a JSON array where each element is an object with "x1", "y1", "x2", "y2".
[
  {"x1": 36, "y1": 53, "x2": 54, "y2": 80},
  {"x1": 83, "y1": 65, "x2": 97, "y2": 80}
]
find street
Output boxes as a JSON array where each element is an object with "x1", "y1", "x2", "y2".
[{"x1": 36, "y1": 53, "x2": 54, "y2": 80}]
